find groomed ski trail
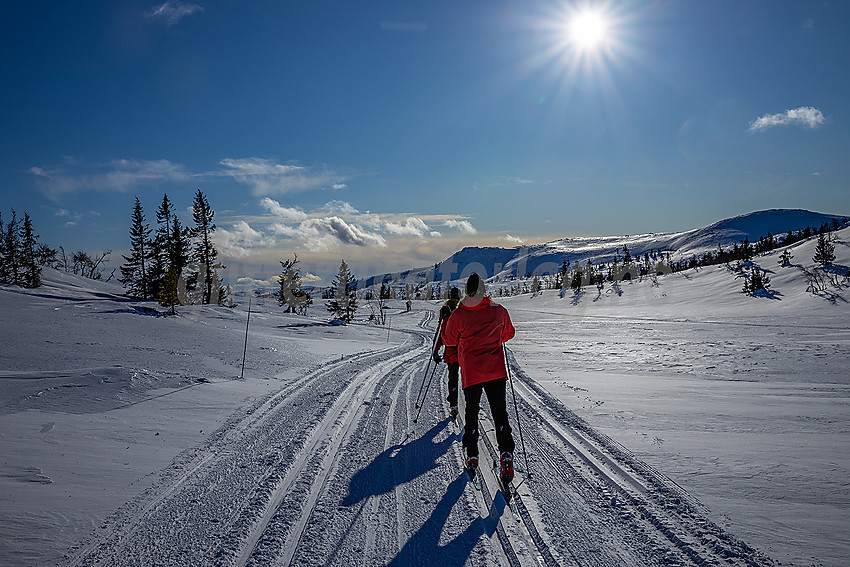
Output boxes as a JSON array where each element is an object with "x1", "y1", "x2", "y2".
[{"x1": 66, "y1": 308, "x2": 775, "y2": 567}]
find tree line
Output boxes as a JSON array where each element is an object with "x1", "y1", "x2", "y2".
[
  {"x1": 119, "y1": 189, "x2": 227, "y2": 309},
  {"x1": 0, "y1": 209, "x2": 42, "y2": 288},
  {"x1": 2, "y1": 209, "x2": 114, "y2": 288}
]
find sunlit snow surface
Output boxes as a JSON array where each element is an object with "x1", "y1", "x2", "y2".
[
  {"x1": 504, "y1": 231, "x2": 850, "y2": 565},
  {"x1": 0, "y1": 225, "x2": 847, "y2": 566}
]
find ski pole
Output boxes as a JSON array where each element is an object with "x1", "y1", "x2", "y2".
[
  {"x1": 412, "y1": 363, "x2": 443, "y2": 425},
  {"x1": 504, "y1": 344, "x2": 531, "y2": 478},
  {"x1": 414, "y1": 320, "x2": 441, "y2": 409},
  {"x1": 240, "y1": 297, "x2": 252, "y2": 380}
]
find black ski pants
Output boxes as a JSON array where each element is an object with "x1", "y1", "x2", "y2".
[
  {"x1": 445, "y1": 362, "x2": 460, "y2": 407},
  {"x1": 462, "y1": 378, "x2": 515, "y2": 458}
]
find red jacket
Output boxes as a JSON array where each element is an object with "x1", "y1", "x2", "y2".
[{"x1": 442, "y1": 296, "x2": 515, "y2": 389}]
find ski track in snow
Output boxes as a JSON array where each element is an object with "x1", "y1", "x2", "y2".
[{"x1": 63, "y1": 307, "x2": 775, "y2": 567}]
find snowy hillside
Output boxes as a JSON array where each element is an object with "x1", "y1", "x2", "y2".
[
  {"x1": 365, "y1": 209, "x2": 847, "y2": 288},
  {"x1": 1, "y1": 221, "x2": 848, "y2": 567}
]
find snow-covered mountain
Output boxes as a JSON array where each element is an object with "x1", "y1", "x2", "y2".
[{"x1": 361, "y1": 209, "x2": 847, "y2": 288}]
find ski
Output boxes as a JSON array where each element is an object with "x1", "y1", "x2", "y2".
[{"x1": 493, "y1": 459, "x2": 520, "y2": 520}]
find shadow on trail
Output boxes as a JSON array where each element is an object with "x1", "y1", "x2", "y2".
[
  {"x1": 387, "y1": 473, "x2": 506, "y2": 566},
  {"x1": 341, "y1": 419, "x2": 456, "y2": 507}
]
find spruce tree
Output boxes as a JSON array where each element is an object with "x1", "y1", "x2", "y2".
[
  {"x1": 150, "y1": 194, "x2": 175, "y2": 300},
  {"x1": 279, "y1": 254, "x2": 312, "y2": 314},
  {"x1": 2, "y1": 210, "x2": 21, "y2": 285},
  {"x1": 812, "y1": 232, "x2": 836, "y2": 267},
  {"x1": 120, "y1": 197, "x2": 153, "y2": 299},
  {"x1": 326, "y1": 259, "x2": 358, "y2": 322},
  {"x1": 20, "y1": 213, "x2": 41, "y2": 288},
  {"x1": 190, "y1": 189, "x2": 220, "y2": 304}
]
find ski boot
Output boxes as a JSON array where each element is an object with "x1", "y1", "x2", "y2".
[
  {"x1": 466, "y1": 455, "x2": 478, "y2": 475},
  {"x1": 500, "y1": 451, "x2": 514, "y2": 485}
]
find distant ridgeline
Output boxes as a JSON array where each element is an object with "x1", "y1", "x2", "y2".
[{"x1": 356, "y1": 209, "x2": 849, "y2": 296}]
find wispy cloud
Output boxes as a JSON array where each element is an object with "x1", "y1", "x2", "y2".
[
  {"x1": 503, "y1": 234, "x2": 524, "y2": 244},
  {"x1": 218, "y1": 157, "x2": 343, "y2": 196},
  {"x1": 28, "y1": 158, "x2": 190, "y2": 199},
  {"x1": 147, "y1": 2, "x2": 204, "y2": 27},
  {"x1": 749, "y1": 106, "x2": 825, "y2": 132}
]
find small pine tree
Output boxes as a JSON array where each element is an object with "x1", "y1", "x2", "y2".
[
  {"x1": 2, "y1": 210, "x2": 21, "y2": 285},
  {"x1": 159, "y1": 267, "x2": 180, "y2": 314},
  {"x1": 150, "y1": 194, "x2": 175, "y2": 299},
  {"x1": 778, "y1": 249, "x2": 793, "y2": 267},
  {"x1": 559, "y1": 259, "x2": 569, "y2": 289},
  {"x1": 570, "y1": 270, "x2": 583, "y2": 292},
  {"x1": 743, "y1": 267, "x2": 771, "y2": 294},
  {"x1": 20, "y1": 213, "x2": 41, "y2": 288},
  {"x1": 326, "y1": 259, "x2": 358, "y2": 322},
  {"x1": 279, "y1": 254, "x2": 312, "y2": 314},
  {"x1": 812, "y1": 233, "x2": 836, "y2": 267},
  {"x1": 119, "y1": 197, "x2": 153, "y2": 299},
  {"x1": 190, "y1": 189, "x2": 220, "y2": 304},
  {"x1": 530, "y1": 274, "x2": 541, "y2": 296}
]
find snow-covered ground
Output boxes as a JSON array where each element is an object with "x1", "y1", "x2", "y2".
[
  {"x1": 503, "y1": 227, "x2": 850, "y2": 566},
  {"x1": 1, "y1": 225, "x2": 847, "y2": 566}
]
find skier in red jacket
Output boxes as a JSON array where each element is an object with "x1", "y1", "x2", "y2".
[
  {"x1": 432, "y1": 287, "x2": 461, "y2": 418},
  {"x1": 442, "y1": 273, "x2": 516, "y2": 484}
]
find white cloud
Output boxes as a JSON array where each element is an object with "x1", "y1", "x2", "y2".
[
  {"x1": 443, "y1": 219, "x2": 477, "y2": 233},
  {"x1": 385, "y1": 217, "x2": 430, "y2": 237},
  {"x1": 503, "y1": 234, "x2": 524, "y2": 244},
  {"x1": 215, "y1": 220, "x2": 276, "y2": 258},
  {"x1": 147, "y1": 2, "x2": 204, "y2": 26},
  {"x1": 749, "y1": 106, "x2": 825, "y2": 131},
  {"x1": 219, "y1": 157, "x2": 342, "y2": 196},
  {"x1": 236, "y1": 276, "x2": 278, "y2": 290},
  {"x1": 319, "y1": 200, "x2": 360, "y2": 215},
  {"x1": 303, "y1": 217, "x2": 387, "y2": 249},
  {"x1": 259, "y1": 197, "x2": 308, "y2": 222}
]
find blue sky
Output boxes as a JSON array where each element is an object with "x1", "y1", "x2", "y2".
[{"x1": 2, "y1": 1, "x2": 849, "y2": 286}]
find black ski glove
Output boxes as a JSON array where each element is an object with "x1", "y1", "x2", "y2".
[{"x1": 432, "y1": 350, "x2": 442, "y2": 363}]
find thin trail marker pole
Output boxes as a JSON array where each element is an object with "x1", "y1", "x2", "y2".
[
  {"x1": 387, "y1": 316, "x2": 391, "y2": 343},
  {"x1": 504, "y1": 344, "x2": 531, "y2": 478},
  {"x1": 240, "y1": 297, "x2": 252, "y2": 380}
]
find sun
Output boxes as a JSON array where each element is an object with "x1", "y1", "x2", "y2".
[{"x1": 567, "y1": 9, "x2": 608, "y2": 51}]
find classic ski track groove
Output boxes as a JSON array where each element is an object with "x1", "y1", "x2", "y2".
[
  {"x1": 476, "y1": 419, "x2": 558, "y2": 567},
  {"x1": 506, "y1": 351, "x2": 775, "y2": 567},
  {"x1": 264, "y1": 347, "x2": 423, "y2": 565},
  {"x1": 452, "y1": 415, "x2": 523, "y2": 567},
  {"x1": 67, "y1": 328, "x2": 425, "y2": 567}
]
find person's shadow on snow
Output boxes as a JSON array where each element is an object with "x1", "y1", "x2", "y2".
[
  {"x1": 341, "y1": 419, "x2": 456, "y2": 507},
  {"x1": 386, "y1": 473, "x2": 506, "y2": 566}
]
